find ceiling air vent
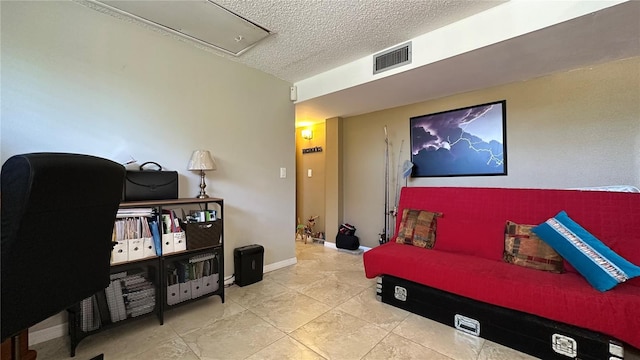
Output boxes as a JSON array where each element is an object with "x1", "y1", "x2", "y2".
[{"x1": 373, "y1": 42, "x2": 412, "y2": 75}]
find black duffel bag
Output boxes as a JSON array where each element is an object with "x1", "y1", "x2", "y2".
[
  {"x1": 123, "y1": 162, "x2": 178, "y2": 201},
  {"x1": 338, "y1": 223, "x2": 356, "y2": 236},
  {"x1": 336, "y1": 233, "x2": 360, "y2": 250}
]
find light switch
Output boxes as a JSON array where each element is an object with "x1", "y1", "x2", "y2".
[
  {"x1": 307, "y1": 169, "x2": 312, "y2": 177},
  {"x1": 280, "y1": 167, "x2": 286, "y2": 178}
]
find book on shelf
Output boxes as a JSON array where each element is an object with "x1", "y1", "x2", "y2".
[{"x1": 87, "y1": 270, "x2": 156, "y2": 326}]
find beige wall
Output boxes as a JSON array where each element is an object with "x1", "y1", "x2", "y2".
[
  {"x1": 296, "y1": 123, "x2": 326, "y2": 236},
  {"x1": 1, "y1": 1, "x2": 296, "y2": 333},
  {"x1": 324, "y1": 117, "x2": 344, "y2": 241},
  {"x1": 343, "y1": 57, "x2": 640, "y2": 248}
]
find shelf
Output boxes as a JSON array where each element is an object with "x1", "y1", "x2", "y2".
[
  {"x1": 68, "y1": 197, "x2": 224, "y2": 357},
  {"x1": 120, "y1": 197, "x2": 223, "y2": 208}
]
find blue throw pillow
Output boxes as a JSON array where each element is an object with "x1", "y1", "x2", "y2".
[{"x1": 532, "y1": 211, "x2": 640, "y2": 292}]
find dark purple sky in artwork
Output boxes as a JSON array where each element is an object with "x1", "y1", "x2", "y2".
[
  {"x1": 411, "y1": 104, "x2": 502, "y2": 155},
  {"x1": 410, "y1": 102, "x2": 505, "y2": 177}
]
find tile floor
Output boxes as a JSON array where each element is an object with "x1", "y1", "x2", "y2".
[{"x1": 31, "y1": 242, "x2": 580, "y2": 359}]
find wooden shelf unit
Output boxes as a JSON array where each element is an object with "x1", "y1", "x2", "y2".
[{"x1": 68, "y1": 198, "x2": 224, "y2": 357}]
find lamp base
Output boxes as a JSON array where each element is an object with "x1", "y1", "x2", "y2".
[{"x1": 195, "y1": 170, "x2": 210, "y2": 199}]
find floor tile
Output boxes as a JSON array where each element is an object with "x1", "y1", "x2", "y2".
[
  {"x1": 245, "y1": 336, "x2": 326, "y2": 360},
  {"x1": 298, "y1": 273, "x2": 370, "y2": 307},
  {"x1": 362, "y1": 332, "x2": 453, "y2": 360},
  {"x1": 295, "y1": 248, "x2": 328, "y2": 261},
  {"x1": 80, "y1": 316, "x2": 178, "y2": 359},
  {"x1": 321, "y1": 255, "x2": 366, "y2": 273},
  {"x1": 293, "y1": 258, "x2": 327, "y2": 275},
  {"x1": 126, "y1": 336, "x2": 200, "y2": 360},
  {"x1": 324, "y1": 268, "x2": 378, "y2": 288},
  {"x1": 477, "y1": 340, "x2": 540, "y2": 360},
  {"x1": 31, "y1": 241, "x2": 540, "y2": 360},
  {"x1": 225, "y1": 277, "x2": 290, "y2": 308},
  {"x1": 247, "y1": 289, "x2": 331, "y2": 333},
  {"x1": 290, "y1": 309, "x2": 389, "y2": 359},
  {"x1": 392, "y1": 314, "x2": 484, "y2": 360},
  {"x1": 265, "y1": 265, "x2": 329, "y2": 291},
  {"x1": 336, "y1": 287, "x2": 410, "y2": 331},
  {"x1": 181, "y1": 309, "x2": 285, "y2": 360},
  {"x1": 164, "y1": 295, "x2": 246, "y2": 336}
]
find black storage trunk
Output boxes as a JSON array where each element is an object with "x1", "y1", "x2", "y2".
[
  {"x1": 378, "y1": 275, "x2": 627, "y2": 360},
  {"x1": 234, "y1": 245, "x2": 264, "y2": 287}
]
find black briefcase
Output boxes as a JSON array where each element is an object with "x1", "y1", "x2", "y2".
[{"x1": 123, "y1": 162, "x2": 178, "y2": 201}]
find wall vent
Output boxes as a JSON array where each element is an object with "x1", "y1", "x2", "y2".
[{"x1": 373, "y1": 42, "x2": 412, "y2": 74}]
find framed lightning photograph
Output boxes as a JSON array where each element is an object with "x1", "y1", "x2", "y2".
[{"x1": 410, "y1": 100, "x2": 507, "y2": 177}]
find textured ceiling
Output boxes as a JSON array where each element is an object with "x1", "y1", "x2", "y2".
[
  {"x1": 205, "y1": 0, "x2": 505, "y2": 83},
  {"x1": 82, "y1": 1, "x2": 640, "y2": 123},
  {"x1": 293, "y1": 1, "x2": 640, "y2": 122}
]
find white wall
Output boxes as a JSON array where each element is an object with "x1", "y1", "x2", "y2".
[
  {"x1": 342, "y1": 57, "x2": 640, "y2": 248},
  {"x1": 1, "y1": 1, "x2": 296, "y2": 335}
]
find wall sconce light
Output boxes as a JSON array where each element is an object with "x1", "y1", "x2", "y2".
[{"x1": 301, "y1": 129, "x2": 313, "y2": 140}]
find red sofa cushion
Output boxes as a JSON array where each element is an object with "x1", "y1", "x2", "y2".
[
  {"x1": 364, "y1": 242, "x2": 640, "y2": 348},
  {"x1": 393, "y1": 187, "x2": 640, "y2": 271},
  {"x1": 366, "y1": 187, "x2": 640, "y2": 348}
]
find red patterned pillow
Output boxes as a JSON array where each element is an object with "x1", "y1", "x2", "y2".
[
  {"x1": 396, "y1": 209, "x2": 442, "y2": 249},
  {"x1": 504, "y1": 220, "x2": 564, "y2": 273}
]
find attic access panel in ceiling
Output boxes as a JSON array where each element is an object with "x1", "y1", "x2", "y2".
[{"x1": 97, "y1": 0, "x2": 271, "y2": 56}]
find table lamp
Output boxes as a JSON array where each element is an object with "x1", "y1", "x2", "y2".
[{"x1": 188, "y1": 150, "x2": 217, "y2": 198}]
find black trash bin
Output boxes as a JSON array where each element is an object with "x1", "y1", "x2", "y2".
[{"x1": 234, "y1": 244, "x2": 264, "y2": 287}]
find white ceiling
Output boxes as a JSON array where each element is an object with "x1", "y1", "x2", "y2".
[
  {"x1": 295, "y1": 0, "x2": 640, "y2": 123},
  {"x1": 85, "y1": 0, "x2": 640, "y2": 124},
  {"x1": 214, "y1": 0, "x2": 506, "y2": 83}
]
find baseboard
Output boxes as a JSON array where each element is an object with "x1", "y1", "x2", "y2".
[
  {"x1": 323, "y1": 241, "x2": 371, "y2": 252},
  {"x1": 263, "y1": 257, "x2": 297, "y2": 273},
  {"x1": 224, "y1": 275, "x2": 236, "y2": 286},
  {"x1": 29, "y1": 323, "x2": 66, "y2": 346},
  {"x1": 30, "y1": 257, "x2": 299, "y2": 345}
]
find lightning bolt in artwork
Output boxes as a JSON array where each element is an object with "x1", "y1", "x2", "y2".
[{"x1": 447, "y1": 126, "x2": 504, "y2": 167}]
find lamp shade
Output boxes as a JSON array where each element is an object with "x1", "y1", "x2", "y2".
[{"x1": 188, "y1": 150, "x2": 217, "y2": 171}]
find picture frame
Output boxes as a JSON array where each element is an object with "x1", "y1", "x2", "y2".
[{"x1": 410, "y1": 100, "x2": 507, "y2": 177}]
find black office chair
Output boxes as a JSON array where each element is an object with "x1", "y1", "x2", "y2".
[{"x1": 1, "y1": 153, "x2": 125, "y2": 358}]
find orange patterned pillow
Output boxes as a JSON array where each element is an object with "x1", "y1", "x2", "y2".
[
  {"x1": 396, "y1": 209, "x2": 442, "y2": 248},
  {"x1": 504, "y1": 220, "x2": 564, "y2": 273}
]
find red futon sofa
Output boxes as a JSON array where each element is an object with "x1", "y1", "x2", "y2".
[{"x1": 363, "y1": 187, "x2": 640, "y2": 360}]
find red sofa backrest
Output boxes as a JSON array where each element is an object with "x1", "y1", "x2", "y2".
[{"x1": 396, "y1": 187, "x2": 640, "y2": 278}]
